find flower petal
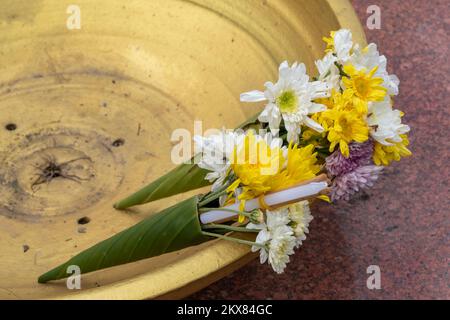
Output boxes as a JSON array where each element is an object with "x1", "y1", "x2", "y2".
[
  {"x1": 303, "y1": 116, "x2": 324, "y2": 133},
  {"x1": 240, "y1": 90, "x2": 267, "y2": 102},
  {"x1": 308, "y1": 102, "x2": 327, "y2": 114}
]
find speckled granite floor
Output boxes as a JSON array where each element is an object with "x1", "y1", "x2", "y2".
[{"x1": 189, "y1": 0, "x2": 450, "y2": 299}]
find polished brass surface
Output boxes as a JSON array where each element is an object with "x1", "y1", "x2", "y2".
[{"x1": 0, "y1": 0, "x2": 365, "y2": 299}]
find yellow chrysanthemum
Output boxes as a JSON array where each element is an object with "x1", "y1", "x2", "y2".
[
  {"x1": 342, "y1": 65, "x2": 387, "y2": 114},
  {"x1": 226, "y1": 133, "x2": 320, "y2": 221},
  {"x1": 315, "y1": 89, "x2": 356, "y2": 113},
  {"x1": 269, "y1": 143, "x2": 321, "y2": 191},
  {"x1": 373, "y1": 134, "x2": 412, "y2": 166},
  {"x1": 319, "y1": 108, "x2": 369, "y2": 157},
  {"x1": 228, "y1": 132, "x2": 285, "y2": 200}
]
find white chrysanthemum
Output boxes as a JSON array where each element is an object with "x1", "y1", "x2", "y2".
[
  {"x1": 267, "y1": 208, "x2": 290, "y2": 228},
  {"x1": 287, "y1": 201, "x2": 313, "y2": 248},
  {"x1": 326, "y1": 29, "x2": 353, "y2": 63},
  {"x1": 267, "y1": 225, "x2": 296, "y2": 274},
  {"x1": 367, "y1": 99, "x2": 410, "y2": 145},
  {"x1": 247, "y1": 209, "x2": 296, "y2": 273},
  {"x1": 315, "y1": 52, "x2": 341, "y2": 92},
  {"x1": 347, "y1": 43, "x2": 400, "y2": 95},
  {"x1": 194, "y1": 131, "x2": 243, "y2": 191},
  {"x1": 240, "y1": 61, "x2": 329, "y2": 143}
]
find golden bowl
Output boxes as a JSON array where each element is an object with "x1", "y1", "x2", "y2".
[{"x1": 0, "y1": 0, "x2": 365, "y2": 299}]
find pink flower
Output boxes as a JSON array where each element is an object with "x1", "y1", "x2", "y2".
[
  {"x1": 326, "y1": 140, "x2": 374, "y2": 177},
  {"x1": 331, "y1": 165, "x2": 383, "y2": 201}
]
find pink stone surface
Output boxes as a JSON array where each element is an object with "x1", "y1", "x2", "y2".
[{"x1": 190, "y1": 0, "x2": 450, "y2": 299}]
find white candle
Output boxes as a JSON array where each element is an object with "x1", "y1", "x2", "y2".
[{"x1": 199, "y1": 181, "x2": 328, "y2": 224}]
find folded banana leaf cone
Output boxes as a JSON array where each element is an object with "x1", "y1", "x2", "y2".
[
  {"x1": 38, "y1": 196, "x2": 215, "y2": 283},
  {"x1": 39, "y1": 173, "x2": 330, "y2": 283}
]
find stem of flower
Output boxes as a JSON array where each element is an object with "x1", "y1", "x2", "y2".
[
  {"x1": 202, "y1": 223, "x2": 260, "y2": 233},
  {"x1": 199, "y1": 207, "x2": 251, "y2": 218},
  {"x1": 335, "y1": 61, "x2": 348, "y2": 77},
  {"x1": 201, "y1": 231, "x2": 264, "y2": 248},
  {"x1": 198, "y1": 190, "x2": 227, "y2": 207}
]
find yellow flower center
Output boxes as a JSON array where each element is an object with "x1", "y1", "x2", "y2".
[
  {"x1": 229, "y1": 133, "x2": 284, "y2": 189},
  {"x1": 342, "y1": 65, "x2": 387, "y2": 103},
  {"x1": 276, "y1": 90, "x2": 298, "y2": 113},
  {"x1": 354, "y1": 77, "x2": 370, "y2": 97},
  {"x1": 317, "y1": 107, "x2": 369, "y2": 157}
]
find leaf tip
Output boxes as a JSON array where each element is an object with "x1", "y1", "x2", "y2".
[{"x1": 37, "y1": 274, "x2": 49, "y2": 284}]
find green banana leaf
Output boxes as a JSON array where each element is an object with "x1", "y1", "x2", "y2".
[
  {"x1": 114, "y1": 153, "x2": 210, "y2": 209},
  {"x1": 38, "y1": 196, "x2": 209, "y2": 283},
  {"x1": 113, "y1": 112, "x2": 261, "y2": 210}
]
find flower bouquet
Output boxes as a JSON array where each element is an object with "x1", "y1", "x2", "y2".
[{"x1": 38, "y1": 29, "x2": 411, "y2": 283}]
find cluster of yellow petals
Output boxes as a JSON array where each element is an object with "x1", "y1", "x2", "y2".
[
  {"x1": 342, "y1": 65, "x2": 387, "y2": 114},
  {"x1": 314, "y1": 89, "x2": 369, "y2": 157},
  {"x1": 268, "y1": 143, "x2": 321, "y2": 191},
  {"x1": 320, "y1": 31, "x2": 411, "y2": 164},
  {"x1": 227, "y1": 132, "x2": 285, "y2": 201},
  {"x1": 226, "y1": 133, "x2": 320, "y2": 216},
  {"x1": 313, "y1": 61, "x2": 393, "y2": 158},
  {"x1": 319, "y1": 107, "x2": 369, "y2": 157},
  {"x1": 373, "y1": 135, "x2": 412, "y2": 166}
]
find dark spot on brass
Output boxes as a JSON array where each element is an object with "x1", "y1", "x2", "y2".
[
  {"x1": 112, "y1": 138, "x2": 125, "y2": 147},
  {"x1": 77, "y1": 216, "x2": 90, "y2": 225},
  {"x1": 5, "y1": 123, "x2": 17, "y2": 131}
]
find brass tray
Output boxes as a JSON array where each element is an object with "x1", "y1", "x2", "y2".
[{"x1": 0, "y1": 0, "x2": 365, "y2": 299}]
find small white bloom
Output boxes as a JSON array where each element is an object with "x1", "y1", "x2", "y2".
[
  {"x1": 315, "y1": 52, "x2": 340, "y2": 92},
  {"x1": 247, "y1": 209, "x2": 296, "y2": 273},
  {"x1": 347, "y1": 43, "x2": 400, "y2": 95},
  {"x1": 240, "y1": 61, "x2": 329, "y2": 143},
  {"x1": 194, "y1": 130, "x2": 243, "y2": 191},
  {"x1": 287, "y1": 201, "x2": 313, "y2": 248},
  {"x1": 328, "y1": 29, "x2": 353, "y2": 63},
  {"x1": 367, "y1": 98, "x2": 410, "y2": 145},
  {"x1": 267, "y1": 208, "x2": 290, "y2": 229},
  {"x1": 267, "y1": 225, "x2": 296, "y2": 274}
]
